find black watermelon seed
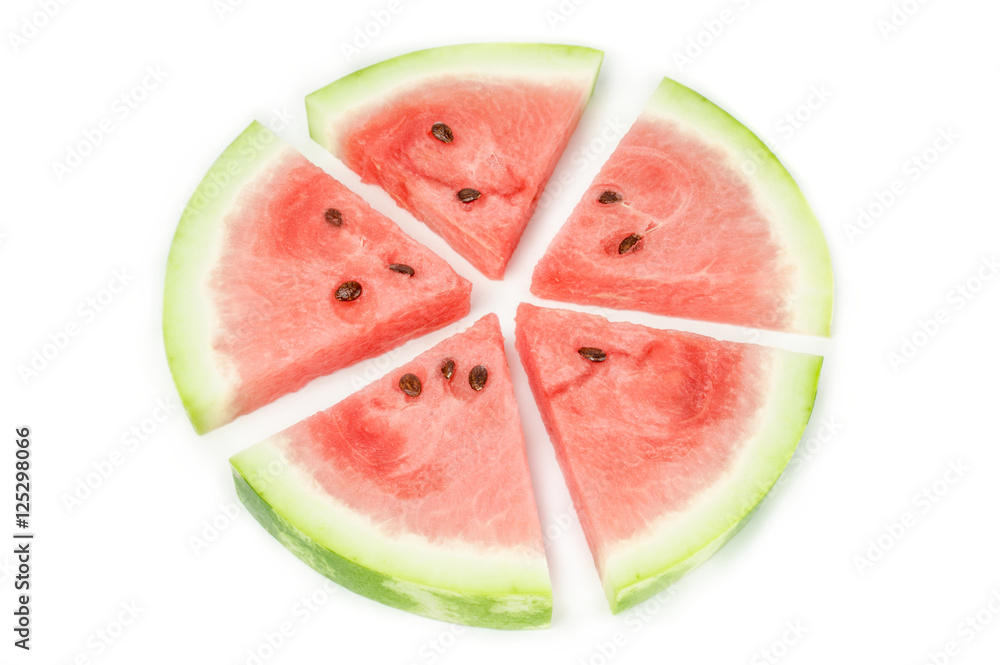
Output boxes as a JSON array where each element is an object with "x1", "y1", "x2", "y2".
[
  {"x1": 618, "y1": 233, "x2": 642, "y2": 255},
  {"x1": 389, "y1": 263, "x2": 415, "y2": 277},
  {"x1": 457, "y1": 188, "x2": 481, "y2": 203},
  {"x1": 468, "y1": 365, "x2": 488, "y2": 391},
  {"x1": 441, "y1": 359, "x2": 455, "y2": 380},
  {"x1": 598, "y1": 191, "x2": 622, "y2": 204},
  {"x1": 334, "y1": 281, "x2": 362, "y2": 302},
  {"x1": 399, "y1": 373, "x2": 422, "y2": 397},
  {"x1": 431, "y1": 122, "x2": 454, "y2": 143},
  {"x1": 578, "y1": 347, "x2": 607, "y2": 362},
  {"x1": 324, "y1": 208, "x2": 344, "y2": 226}
]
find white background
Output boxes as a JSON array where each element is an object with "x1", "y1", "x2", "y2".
[{"x1": 3, "y1": 0, "x2": 1000, "y2": 663}]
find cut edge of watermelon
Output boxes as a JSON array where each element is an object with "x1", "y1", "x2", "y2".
[
  {"x1": 603, "y1": 349, "x2": 823, "y2": 613},
  {"x1": 305, "y1": 42, "x2": 604, "y2": 156},
  {"x1": 643, "y1": 77, "x2": 834, "y2": 337},
  {"x1": 163, "y1": 121, "x2": 287, "y2": 433},
  {"x1": 230, "y1": 436, "x2": 553, "y2": 629}
]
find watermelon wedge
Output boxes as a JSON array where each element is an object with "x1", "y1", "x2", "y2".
[
  {"x1": 164, "y1": 121, "x2": 472, "y2": 433},
  {"x1": 531, "y1": 77, "x2": 834, "y2": 336},
  {"x1": 305, "y1": 43, "x2": 604, "y2": 279},
  {"x1": 514, "y1": 303, "x2": 821, "y2": 612},
  {"x1": 230, "y1": 314, "x2": 551, "y2": 629}
]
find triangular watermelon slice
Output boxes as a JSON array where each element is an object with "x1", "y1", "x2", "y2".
[
  {"x1": 514, "y1": 303, "x2": 821, "y2": 612},
  {"x1": 230, "y1": 314, "x2": 551, "y2": 629},
  {"x1": 164, "y1": 122, "x2": 472, "y2": 433},
  {"x1": 531, "y1": 77, "x2": 834, "y2": 336},
  {"x1": 305, "y1": 43, "x2": 604, "y2": 279}
]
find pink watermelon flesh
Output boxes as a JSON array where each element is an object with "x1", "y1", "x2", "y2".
[
  {"x1": 215, "y1": 155, "x2": 472, "y2": 421},
  {"x1": 516, "y1": 303, "x2": 760, "y2": 544},
  {"x1": 287, "y1": 314, "x2": 541, "y2": 548},
  {"x1": 514, "y1": 303, "x2": 821, "y2": 610},
  {"x1": 230, "y1": 314, "x2": 551, "y2": 628},
  {"x1": 534, "y1": 117, "x2": 790, "y2": 327},
  {"x1": 169, "y1": 130, "x2": 472, "y2": 432},
  {"x1": 530, "y1": 77, "x2": 833, "y2": 336},
  {"x1": 336, "y1": 79, "x2": 590, "y2": 279}
]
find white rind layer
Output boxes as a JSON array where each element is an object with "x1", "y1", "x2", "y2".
[
  {"x1": 601, "y1": 348, "x2": 823, "y2": 610},
  {"x1": 306, "y1": 43, "x2": 604, "y2": 157},
  {"x1": 163, "y1": 121, "x2": 292, "y2": 432},
  {"x1": 232, "y1": 435, "x2": 551, "y2": 595},
  {"x1": 642, "y1": 78, "x2": 834, "y2": 337}
]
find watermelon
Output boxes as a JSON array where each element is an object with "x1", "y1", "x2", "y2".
[
  {"x1": 164, "y1": 121, "x2": 472, "y2": 433},
  {"x1": 305, "y1": 43, "x2": 604, "y2": 279},
  {"x1": 531, "y1": 77, "x2": 834, "y2": 336},
  {"x1": 514, "y1": 303, "x2": 822, "y2": 612},
  {"x1": 230, "y1": 314, "x2": 551, "y2": 629}
]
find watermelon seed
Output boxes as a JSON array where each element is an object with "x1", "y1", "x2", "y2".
[
  {"x1": 324, "y1": 208, "x2": 344, "y2": 226},
  {"x1": 431, "y1": 122, "x2": 454, "y2": 143},
  {"x1": 618, "y1": 233, "x2": 642, "y2": 255},
  {"x1": 578, "y1": 347, "x2": 607, "y2": 362},
  {"x1": 457, "y1": 188, "x2": 481, "y2": 203},
  {"x1": 468, "y1": 365, "x2": 488, "y2": 391},
  {"x1": 389, "y1": 263, "x2": 415, "y2": 277},
  {"x1": 441, "y1": 359, "x2": 455, "y2": 380},
  {"x1": 399, "y1": 373, "x2": 422, "y2": 397},
  {"x1": 334, "y1": 280, "x2": 362, "y2": 302},
  {"x1": 598, "y1": 191, "x2": 622, "y2": 204}
]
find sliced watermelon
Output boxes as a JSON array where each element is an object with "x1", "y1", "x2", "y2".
[
  {"x1": 230, "y1": 314, "x2": 551, "y2": 629},
  {"x1": 531, "y1": 77, "x2": 834, "y2": 336},
  {"x1": 305, "y1": 43, "x2": 604, "y2": 279},
  {"x1": 514, "y1": 303, "x2": 821, "y2": 612},
  {"x1": 164, "y1": 122, "x2": 472, "y2": 433}
]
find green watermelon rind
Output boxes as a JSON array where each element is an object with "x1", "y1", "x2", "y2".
[
  {"x1": 305, "y1": 42, "x2": 604, "y2": 156},
  {"x1": 643, "y1": 77, "x2": 835, "y2": 337},
  {"x1": 603, "y1": 350, "x2": 823, "y2": 613},
  {"x1": 230, "y1": 438, "x2": 553, "y2": 630},
  {"x1": 163, "y1": 121, "x2": 287, "y2": 434}
]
